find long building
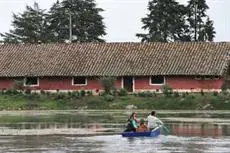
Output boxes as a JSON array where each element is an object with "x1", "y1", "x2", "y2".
[{"x1": 0, "y1": 42, "x2": 230, "y2": 93}]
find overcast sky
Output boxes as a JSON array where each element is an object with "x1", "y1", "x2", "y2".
[{"x1": 0, "y1": 0, "x2": 229, "y2": 42}]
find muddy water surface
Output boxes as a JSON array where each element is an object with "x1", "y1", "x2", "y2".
[{"x1": 0, "y1": 110, "x2": 229, "y2": 153}]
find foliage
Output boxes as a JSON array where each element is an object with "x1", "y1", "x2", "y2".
[
  {"x1": 4, "y1": 89, "x2": 20, "y2": 95},
  {"x1": 54, "y1": 92, "x2": 67, "y2": 100},
  {"x1": 161, "y1": 85, "x2": 173, "y2": 97},
  {"x1": 85, "y1": 96, "x2": 109, "y2": 109},
  {"x1": 137, "y1": 0, "x2": 215, "y2": 42},
  {"x1": 1, "y1": 0, "x2": 106, "y2": 44},
  {"x1": 86, "y1": 90, "x2": 93, "y2": 96},
  {"x1": 80, "y1": 90, "x2": 86, "y2": 97},
  {"x1": 136, "y1": 0, "x2": 189, "y2": 42},
  {"x1": 12, "y1": 79, "x2": 25, "y2": 91},
  {"x1": 137, "y1": 91, "x2": 153, "y2": 97},
  {"x1": 99, "y1": 76, "x2": 116, "y2": 94},
  {"x1": 173, "y1": 92, "x2": 180, "y2": 97},
  {"x1": 187, "y1": 0, "x2": 215, "y2": 41},
  {"x1": 118, "y1": 88, "x2": 128, "y2": 96},
  {"x1": 1, "y1": 92, "x2": 230, "y2": 110},
  {"x1": 104, "y1": 94, "x2": 115, "y2": 102},
  {"x1": 24, "y1": 88, "x2": 32, "y2": 94},
  {"x1": 48, "y1": 0, "x2": 106, "y2": 43},
  {"x1": 71, "y1": 91, "x2": 80, "y2": 98},
  {"x1": 0, "y1": 2, "x2": 52, "y2": 43}
]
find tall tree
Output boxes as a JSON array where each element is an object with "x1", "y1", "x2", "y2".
[
  {"x1": 136, "y1": 0, "x2": 189, "y2": 42},
  {"x1": 46, "y1": 0, "x2": 64, "y2": 42},
  {"x1": 0, "y1": 2, "x2": 51, "y2": 43},
  {"x1": 187, "y1": 0, "x2": 215, "y2": 41},
  {"x1": 48, "y1": 0, "x2": 106, "y2": 43}
]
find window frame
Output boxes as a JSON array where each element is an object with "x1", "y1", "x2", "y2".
[
  {"x1": 72, "y1": 76, "x2": 87, "y2": 86},
  {"x1": 149, "y1": 76, "x2": 165, "y2": 85},
  {"x1": 24, "y1": 77, "x2": 39, "y2": 87}
]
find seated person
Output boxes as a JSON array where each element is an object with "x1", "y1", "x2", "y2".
[
  {"x1": 136, "y1": 119, "x2": 148, "y2": 132},
  {"x1": 147, "y1": 111, "x2": 163, "y2": 131},
  {"x1": 124, "y1": 112, "x2": 138, "y2": 132}
]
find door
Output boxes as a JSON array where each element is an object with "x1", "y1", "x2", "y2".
[{"x1": 123, "y1": 76, "x2": 133, "y2": 92}]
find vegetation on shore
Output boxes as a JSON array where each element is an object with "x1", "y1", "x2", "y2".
[{"x1": 1, "y1": 88, "x2": 230, "y2": 110}]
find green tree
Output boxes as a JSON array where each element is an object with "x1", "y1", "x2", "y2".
[
  {"x1": 187, "y1": 0, "x2": 215, "y2": 41},
  {"x1": 100, "y1": 76, "x2": 116, "y2": 94},
  {"x1": 136, "y1": 0, "x2": 189, "y2": 42},
  {"x1": 0, "y1": 2, "x2": 51, "y2": 43},
  {"x1": 48, "y1": 0, "x2": 106, "y2": 43},
  {"x1": 47, "y1": 0, "x2": 69, "y2": 43}
]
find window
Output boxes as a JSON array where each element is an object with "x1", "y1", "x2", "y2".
[
  {"x1": 204, "y1": 76, "x2": 212, "y2": 80},
  {"x1": 150, "y1": 76, "x2": 165, "y2": 85},
  {"x1": 195, "y1": 76, "x2": 202, "y2": 80},
  {"x1": 213, "y1": 76, "x2": 220, "y2": 80},
  {"x1": 24, "y1": 77, "x2": 39, "y2": 86},
  {"x1": 72, "y1": 77, "x2": 87, "y2": 85}
]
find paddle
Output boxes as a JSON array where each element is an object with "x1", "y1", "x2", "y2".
[{"x1": 161, "y1": 124, "x2": 170, "y2": 135}]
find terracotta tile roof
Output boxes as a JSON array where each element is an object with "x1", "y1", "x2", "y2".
[{"x1": 0, "y1": 42, "x2": 230, "y2": 77}]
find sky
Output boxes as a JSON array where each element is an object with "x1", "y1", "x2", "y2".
[{"x1": 0, "y1": 0, "x2": 229, "y2": 42}]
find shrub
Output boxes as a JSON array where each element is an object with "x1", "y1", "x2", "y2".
[
  {"x1": 111, "y1": 88, "x2": 118, "y2": 96},
  {"x1": 45, "y1": 91, "x2": 51, "y2": 96},
  {"x1": 80, "y1": 90, "x2": 86, "y2": 97},
  {"x1": 120, "y1": 96, "x2": 130, "y2": 101},
  {"x1": 181, "y1": 92, "x2": 187, "y2": 98},
  {"x1": 12, "y1": 80, "x2": 25, "y2": 91},
  {"x1": 40, "y1": 90, "x2": 45, "y2": 94},
  {"x1": 5, "y1": 88, "x2": 20, "y2": 95},
  {"x1": 161, "y1": 85, "x2": 173, "y2": 97},
  {"x1": 137, "y1": 92, "x2": 145, "y2": 97},
  {"x1": 24, "y1": 88, "x2": 31, "y2": 94},
  {"x1": 104, "y1": 94, "x2": 115, "y2": 102},
  {"x1": 213, "y1": 91, "x2": 218, "y2": 96},
  {"x1": 221, "y1": 90, "x2": 228, "y2": 95},
  {"x1": 54, "y1": 92, "x2": 66, "y2": 100},
  {"x1": 72, "y1": 91, "x2": 80, "y2": 98},
  {"x1": 118, "y1": 88, "x2": 128, "y2": 96},
  {"x1": 99, "y1": 76, "x2": 116, "y2": 94},
  {"x1": 173, "y1": 92, "x2": 180, "y2": 97},
  {"x1": 200, "y1": 90, "x2": 204, "y2": 96},
  {"x1": 86, "y1": 90, "x2": 93, "y2": 96},
  {"x1": 99, "y1": 91, "x2": 106, "y2": 96},
  {"x1": 137, "y1": 91, "x2": 153, "y2": 97},
  {"x1": 67, "y1": 91, "x2": 72, "y2": 96}
]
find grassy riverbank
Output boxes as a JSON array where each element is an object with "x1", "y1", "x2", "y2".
[{"x1": 1, "y1": 90, "x2": 230, "y2": 110}]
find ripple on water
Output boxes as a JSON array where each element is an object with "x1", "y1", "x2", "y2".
[
  {"x1": 0, "y1": 134, "x2": 230, "y2": 153},
  {"x1": 72, "y1": 135, "x2": 230, "y2": 153}
]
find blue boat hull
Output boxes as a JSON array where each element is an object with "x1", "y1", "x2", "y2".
[{"x1": 122, "y1": 127, "x2": 161, "y2": 137}]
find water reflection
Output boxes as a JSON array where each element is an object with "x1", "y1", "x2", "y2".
[
  {"x1": 168, "y1": 123, "x2": 223, "y2": 137},
  {"x1": 0, "y1": 110, "x2": 229, "y2": 152},
  {"x1": 0, "y1": 110, "x2": 230, "y2": 136}
]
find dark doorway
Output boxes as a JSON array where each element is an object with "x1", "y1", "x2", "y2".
[{"x1": 123, "y1": 76, "x2": 133, "y2": 92}]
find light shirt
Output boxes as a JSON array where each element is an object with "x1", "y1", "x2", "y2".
[{"x1": 147, "y1": 115, "x2": 163, "y2": 129}]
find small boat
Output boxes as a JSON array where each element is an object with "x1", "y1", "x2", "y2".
[{"x1": 122, "y1": 126, "x2": 161, "y2": 137}]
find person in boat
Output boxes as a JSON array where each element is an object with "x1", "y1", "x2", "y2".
[
  {"x1": 147, "y1": 111, "x2": 163, "y2": 131},
  {"x1": 136, "y1": 118, "x2": 148, "y2": 132},
  {"x1": 124, "y1": 112, "x2": 138, "y2": 132}
]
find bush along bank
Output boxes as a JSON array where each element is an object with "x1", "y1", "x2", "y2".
[{"x1": 1, "y1": 89, "x2": 230, "y2": 110}]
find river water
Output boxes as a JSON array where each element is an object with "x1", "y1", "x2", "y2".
[{"x1": 0, "y1": 110, "x2": 230, "y2": 153}]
